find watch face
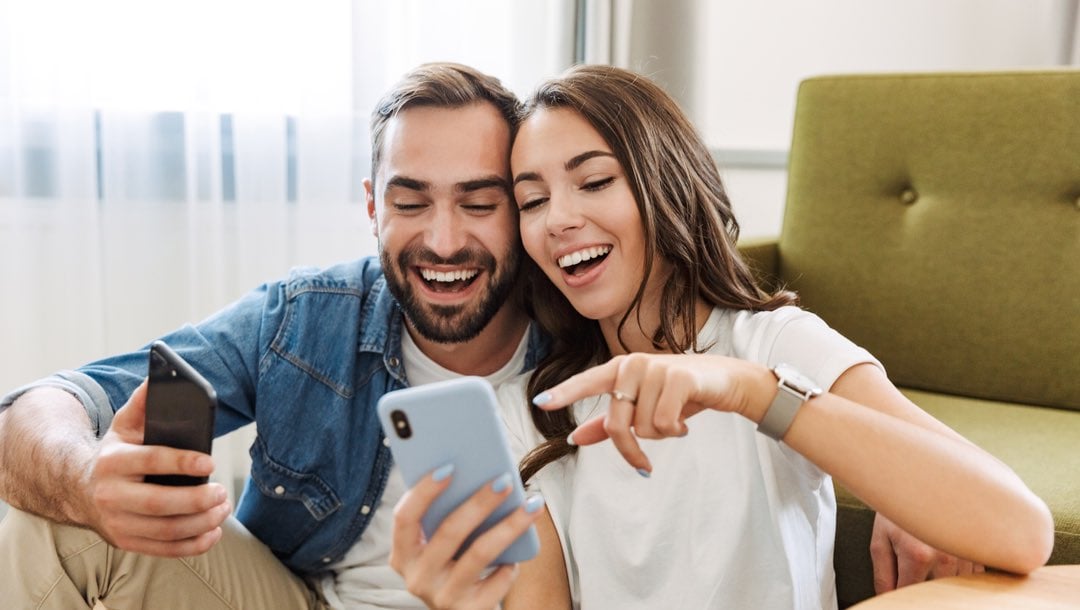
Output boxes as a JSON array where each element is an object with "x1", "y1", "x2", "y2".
[{"x1": 773, "y1": 363, "x2": 823, "y2": 394}]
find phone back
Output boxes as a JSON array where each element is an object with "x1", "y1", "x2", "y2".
[
  {"x1": 144, "y1": 341, "x2": 218, "y2": 486},
  {"x1": 377, "y1": 377, "x2": 539, "y2": 565}
]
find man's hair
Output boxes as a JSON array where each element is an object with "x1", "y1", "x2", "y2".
[
  {"x1": 369, "y1": 62, "x2": 521, "y2": 188},
  {"x1": 516, "y1": 64, "x2": 798, "y2": 482}
]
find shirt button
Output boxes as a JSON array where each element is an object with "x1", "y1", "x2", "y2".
[
  {"x1": 322, "y1": 557, "x2": 332, "y2": 564},
  {"x1": 274, "y1": 485, "x2": 285, "y2": 495},
  {"x1": 360, "y1": 505, "x2": 371, "y2": 515},
  {"x1": 382, "y1": 437, "x2": 390, "y2": 447},
  {"x1": 388, "y1": 356, "x2": 400, "y2": 368}
]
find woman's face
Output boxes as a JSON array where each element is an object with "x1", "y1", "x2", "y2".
[{"x1": 511, "y1": 107, "x2": 650, "y2": 325}]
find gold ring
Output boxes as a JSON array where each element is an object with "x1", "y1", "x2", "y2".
[{"x1": 611, "y1": 390, "x2": 637, "y2": 404}]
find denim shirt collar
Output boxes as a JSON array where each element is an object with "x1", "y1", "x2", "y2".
[{"x1": 357, "y1": 275, "x2": 550, "y2": 383}]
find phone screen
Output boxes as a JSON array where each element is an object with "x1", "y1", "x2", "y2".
[{"x1": 144, "y1": 341, "x2": 217, "y2": 486}]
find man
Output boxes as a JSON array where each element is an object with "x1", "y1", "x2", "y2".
[
  {"x1": 0, "y1": 62, "x2": 544, "y2": 609},
  {"x1": 0, "y1": 62, "x2": 970, "y2": 610}
]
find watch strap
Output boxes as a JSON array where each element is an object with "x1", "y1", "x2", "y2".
[{"x1": 757, "y1": 383, "x2": 804, "y2": 441}]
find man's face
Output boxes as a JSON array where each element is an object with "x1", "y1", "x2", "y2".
[{"x1": 367, "y1": 102, "x2": 520, "y2": 344}]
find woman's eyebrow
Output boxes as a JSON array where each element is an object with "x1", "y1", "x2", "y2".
[
  {"x1": 565, "y1": 150, "x2": 615, "y2": 171},
  {"x1": 513, "y1": 171, "x2": 541, "y2": 186}
]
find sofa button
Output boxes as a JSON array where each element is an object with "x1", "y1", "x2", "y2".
[{"x1": 900, "y1": 188, "x2": 918, "y2": 204}]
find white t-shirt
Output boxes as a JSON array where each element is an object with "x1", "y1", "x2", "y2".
[
  {"x1": 319, "y1": 325, "x2": 531, "y2": 610},
  {"x1": 497, "y1": 307, "x2": 881, "y2": 610}
]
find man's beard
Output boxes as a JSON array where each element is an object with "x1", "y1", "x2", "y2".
[{"x1": 380, "y1": 242, "x2": 520, "y2": 344}]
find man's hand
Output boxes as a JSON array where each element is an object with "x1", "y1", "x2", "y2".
[
  {"x1": 870, "y1": 512, "x2": 984, "y2": 593},
  {"x1": 84, "y1": 380, "x2": 231, "y2": 557}
]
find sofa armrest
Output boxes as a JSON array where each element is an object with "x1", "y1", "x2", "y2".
[{"x1": 737, "y1": 237, "x2": 781, "y2": 292}]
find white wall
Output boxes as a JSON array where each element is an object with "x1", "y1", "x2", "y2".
[{"x1": 613, "y1": 0, "x2": 1077, "y2": 239}]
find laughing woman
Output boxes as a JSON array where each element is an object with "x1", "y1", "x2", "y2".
[{"x1": 390, "y1": 64, "x2": 1054, "y2": 610}]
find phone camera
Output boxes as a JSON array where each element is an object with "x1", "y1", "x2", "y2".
[{"x1": 390, "y1": 409, "x2": 412, "y2": 439}]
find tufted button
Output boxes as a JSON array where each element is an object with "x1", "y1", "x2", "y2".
[
  {"x1": 388, "y1": 356, "x2": 400, "y2": 368},
  {"x1": 274, "y1": 485, "x2": 286, "y2": 495},
  {"x1": 360, "y1": 504, "x2": 372, "y2": 515},
  {"x1": 900, "y1": 188, "x2": 918, "y2": 205}
]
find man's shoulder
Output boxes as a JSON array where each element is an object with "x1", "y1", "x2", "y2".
[{"x1": 282, "y1": 256, "x2": 384, "y2": 297}]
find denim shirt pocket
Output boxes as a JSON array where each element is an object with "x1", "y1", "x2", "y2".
[{"x1": 243, "y1": 437, "x2": 344, "y2": 557}]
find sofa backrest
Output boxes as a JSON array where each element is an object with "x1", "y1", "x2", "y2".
[{"x1": 779, "y1": 70, "x2": 1079, "y2": 411}]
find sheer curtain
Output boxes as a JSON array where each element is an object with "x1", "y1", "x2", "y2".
[{"x1": 0, "y1": 0, "x2": 575, "y2": 500}]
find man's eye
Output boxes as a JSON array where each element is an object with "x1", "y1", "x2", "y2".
[
  {"x1": 582, "y1": 177, "x2": 615, "y2": 192},
  {"x1": 463, "y1": 204, "x2": 498, "y2": 214},
  {"x1": 392, "y1": 203, "x2": 426, "y2": 213}
]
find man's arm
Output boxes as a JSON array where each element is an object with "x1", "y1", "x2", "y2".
[
  {"x1": 0, "y1": 387, "x2": 98, "y2": 524},
  {"x1": 0, "y1": 384, "x2": 230, "y2": 557}
]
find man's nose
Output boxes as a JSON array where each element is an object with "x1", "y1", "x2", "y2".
[{"x1": 425, "y1": 208, "x2": 468, "y2": 258}]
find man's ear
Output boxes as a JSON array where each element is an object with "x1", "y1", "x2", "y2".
[{"x1": 364, "y1": 178, "x2": 378, "y2": 238}]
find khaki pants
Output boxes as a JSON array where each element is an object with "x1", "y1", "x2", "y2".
[{"x1": 0, "y1": 508, "x2": 329, "y2": 610}]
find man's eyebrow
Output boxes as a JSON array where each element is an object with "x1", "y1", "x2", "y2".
[
  {"x1": 384, "y1": 175, "x2": 429, "y2": 192},
  {"x1": 457, "y1": 176, "x2": 510, "y2": 194}
]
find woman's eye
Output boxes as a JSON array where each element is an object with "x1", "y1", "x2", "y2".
[
  {"x1": 518, "y1": 197, "x2": 548, "y2": 212},
  {"x1": 582, "y1": 177, "x2": 615, "y2": 192}
]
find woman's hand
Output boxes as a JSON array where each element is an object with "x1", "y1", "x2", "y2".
[
  {"x1": 532, "y1": 353, "x2": 776, "y2": 474},
  {"x1": 389, "y1": 466, "x2": 546, "y2": 609}
]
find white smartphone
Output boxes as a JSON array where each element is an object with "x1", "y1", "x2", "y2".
[{"x1": 377, "y1": 376, "x2": 539, "y2": 565}]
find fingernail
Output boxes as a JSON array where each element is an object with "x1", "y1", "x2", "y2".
[
  {"x1": 215, "y1": 486, "x2": 228, "y2": 502},
  {"x1": 566, "y1": 431, "x2": 578, "y2": 446},
  {"x1": 532, "y1": 392, "x2": 553, "y2": 406},
  {"x1": 636, "y1": 468, "x2": 651, "y2": 478},
  {"x1": 432, "y1": 463, "x2": 455, "y2": 482},
  {"x1": 524, "y1": 494, "x2": 546, "y2": 514},
  {"x1": 491, "y1": 473, "x2": 512, "y2": 493}
]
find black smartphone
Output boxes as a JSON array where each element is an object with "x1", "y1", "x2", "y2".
[{"x1": 143, "y1": 340, "x2": 218, "y2": 486}]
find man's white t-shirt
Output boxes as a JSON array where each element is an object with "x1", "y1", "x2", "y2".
[
  {"x1": 319, "y1": 326, "x2": 531, "y2": 609},
  {"x1": 497, "y1": 307, "x2": 881, "y2": 610}
]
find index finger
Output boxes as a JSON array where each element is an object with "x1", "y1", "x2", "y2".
[
  {"x1": 391, "y1": 464, "x2": 454, "y2": 562},
  {"x1": 532, "y1": 359, "x2": 620, "y2": 410}
]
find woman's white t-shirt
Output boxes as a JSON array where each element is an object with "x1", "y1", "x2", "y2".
[{"x1": 497, "y1": 306, "x2": 881, "y2": 610}]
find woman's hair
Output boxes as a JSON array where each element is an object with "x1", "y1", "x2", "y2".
[
  {"x1": 369, "y1": 62, "x2": 521, "y2": 191},
  {"x1": 517, "y1": 64, "x2": 797, "y2": 483}
]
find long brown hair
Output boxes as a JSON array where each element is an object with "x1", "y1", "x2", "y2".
[{"x1": 517, "y1": 65, "x2": 797, "y2": 483}]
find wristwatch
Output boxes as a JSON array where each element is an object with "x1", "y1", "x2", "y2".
[{"x1": 757, "y1": 363, "x2": 823, "y2": 441}]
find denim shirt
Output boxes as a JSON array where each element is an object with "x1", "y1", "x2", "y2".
[{"x1": 1, "y1": 256, "x2": 547, "y2": 575}]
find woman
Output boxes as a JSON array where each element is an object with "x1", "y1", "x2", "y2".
[{"x1": 394, "y1": 65, "x2": 1053, "y2": 609}]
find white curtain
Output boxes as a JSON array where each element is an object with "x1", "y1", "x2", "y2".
[{"x1": 0, "y1": 0, "x2": 574, "y2": 500}]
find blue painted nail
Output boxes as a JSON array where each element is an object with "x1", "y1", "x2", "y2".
[
  {"x1": 432, "y1": 463, "x2": 454, "y2": 482},
  {"x1": 636, "y1": 468, "x2": 651, "y2": 478},
  {"x1": 524, "y1": 495, "x2": 546, "y2": 514},
  {"x1": 491, "y1": 473, "x2": 512, "y2": 493},
  {"x1": 532, "y1": 392, "x2": 553, "y2": 406}
]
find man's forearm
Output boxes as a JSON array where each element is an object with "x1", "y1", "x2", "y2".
[{"x1": 0, "y1": 387, "x2": 97, "y2": 525}]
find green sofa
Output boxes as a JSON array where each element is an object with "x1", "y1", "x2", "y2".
[{"x1": 738, "y1": 70, "x2": 1080, "y2": 607}]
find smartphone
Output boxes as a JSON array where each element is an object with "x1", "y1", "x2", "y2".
[
  {"x1": 143, "y1": 340, "x2": 218, "y2": 486},
  {"x1": 377, "y1": 376, "x2": 539, "y2": 565}
]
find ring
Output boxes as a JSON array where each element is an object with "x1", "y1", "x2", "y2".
[{"x1": 611, "y1": 390, "x2": 637, "y2": 404}]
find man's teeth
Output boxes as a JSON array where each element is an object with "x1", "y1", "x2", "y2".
[
  {"x1": 419, "y1": 268, "x2": 480, "y2": 283},
  {"x1": 558, "y1": 246, "x2": 611, "y2": 269}
]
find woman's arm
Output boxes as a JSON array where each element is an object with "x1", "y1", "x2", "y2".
[
  {"x1": 504, "y1": 508, "x2": 572, "y2": 610},
  {"x1": 534, "y1": 354, "x2": 1054, "y2": 575}
]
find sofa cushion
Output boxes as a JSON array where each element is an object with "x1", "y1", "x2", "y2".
[
  {"x1": 834, "y1": 387, "x2": 1080, "y2": 606},
  {"x1": 782, "y1": 71, "x2": 1080, "y2": 411}
]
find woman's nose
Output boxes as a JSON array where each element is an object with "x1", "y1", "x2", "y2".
[{"x1": 545, "y1": 192, "x2": 585, "y2": 235}]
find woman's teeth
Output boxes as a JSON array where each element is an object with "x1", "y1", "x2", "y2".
[{"x1": 557, "y1": 246, "x2": 612, "y2": 269}]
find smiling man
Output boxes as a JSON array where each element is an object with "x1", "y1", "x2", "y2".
[{"x1": 0, "y1": 62, "x2": 546, "y2": 610}]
